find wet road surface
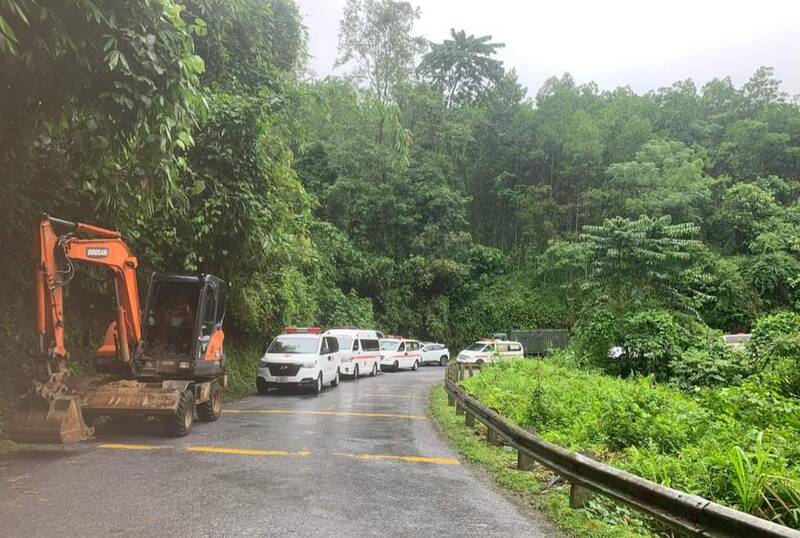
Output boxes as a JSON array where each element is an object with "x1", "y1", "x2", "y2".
[{"x1": 0, "y1": 366, "x2": 559, "y2": 537}]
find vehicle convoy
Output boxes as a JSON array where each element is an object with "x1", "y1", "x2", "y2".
[
  {"x1": 257, "y1": 327, "x2": 341, "y2": 394},
  {"x1": 456, "y1": 339, "x2": 524, "y2": 365},
  {"x1": 9, "y1": 214, "x2": 227, "y2": 444},
  {"x1": 324, "y1": 328, "x2": 383, "y2": 378},
  {"x1": 419, "y1": 342, "x2": 450, "y2": 366},
  {"x1": 379, "y1": 336, "x2": 422, "y2": 371}
]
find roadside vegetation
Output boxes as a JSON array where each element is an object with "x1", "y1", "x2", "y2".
[
  {"x1": 459, "y1": 357, "x2": 800, "y2": 528},
  {"x1": 1, "y1": 3, "x2": 799, "y2": 524},
  {"x1": 431, "y1": 385, "x2": 659, "y2": 538}
]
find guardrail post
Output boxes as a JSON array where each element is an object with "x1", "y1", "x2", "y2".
[
  {"x1": 569, "y1": 483, "x2": 595, "y2": 509},
  {"x1": 517, "y1": 449, "x2": 536, "y2": 471},
  {"x1": 457, "y1": 366, "x2": 463, "y2": 382},
  {"x1": 465, "y1": 411, "x2": 475, "y2": 428},
  {"x1": 447, "y1": 393, "x2": 454, "y2": 406},
  {"x1": 468, "y1": 363, "x2": 474, "y2": 377},
  {"x1": 486, "y1": 427, "x2": 501, "y2": 446},
  {"x1": 455, "y1": 403, "x2": 464, "y2": 416}
]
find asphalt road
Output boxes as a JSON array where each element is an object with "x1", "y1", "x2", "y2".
[{"x1": 0, "y1": 366, "x2": 559, "y2": 537}]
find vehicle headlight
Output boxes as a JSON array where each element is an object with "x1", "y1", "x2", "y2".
[
  {"x1": 259, "y1": 359, "x2": 269, "y2": 367},
  {"x1": 302, "y1": 361, "x2": 317, "y2": 368}
]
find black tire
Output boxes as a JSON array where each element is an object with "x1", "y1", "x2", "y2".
[
  {"x1": 197, "y1": 382, "x2": 222, "y2": 422},
  {"x1": 310, "y1": 373, "x2": 323, "y2": 394},
  {"x1": 353, "y1": 364, "x2": 359, "y2": 379},
  {"x1": 393, "y1": 360, "x2": 399, "y2": 372},
  {"x1": 331, "y1": 368, "x2": 340, "y2": 387},
  {"x1": 256, "y1": 377, "x2": 269, "y2": 395},
  {"x1": 476, "y1": 359, "x2": 484, "y2": 366},
  {"x1": 412, "y1": 360, "x2": 419, "y2": 371},
  {"x1": 439, "y1": 355, "x2": 448, "y2": 366},
  {"x1": 370, "y1": 362, "x2": 377, "y2": 376},
  {"x1": 164, "y1": 389, "x2": 194, "y2": 437}
]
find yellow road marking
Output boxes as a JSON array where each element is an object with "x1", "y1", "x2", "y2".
[
  {"x1": 358, "y1": 393, "x2": 426, "y2": 400},
  {"x1": 223, "y1": 409, "x2": 427, "y2": 420},
  {"x1": 99, "y1": 443, "x2": 165, "y2": 451},
  {"x1": 98, "y1": 443, "x2": 455, "y2": 465},
  {"x1": 184, "y1": 446, "x2": 310, "y2": 457},
  {"x1": 334, "y1": 453, "x2": 460, "y2": 465}
]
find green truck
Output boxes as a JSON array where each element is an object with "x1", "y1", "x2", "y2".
[{"x1": 509, "y1": 329, "x2": 569, "y2": 356}]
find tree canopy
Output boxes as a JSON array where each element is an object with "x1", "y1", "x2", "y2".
[{"x1": 2, "y1": 0, "x2": 800, "y2": 373}]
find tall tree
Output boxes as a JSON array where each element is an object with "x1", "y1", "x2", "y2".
[
  {"x1": 335, "y1": 0, "x2": 424, "y2": 143},
  {"x1": 417, "y1": 29, "x2": 504, "y2": 109}
]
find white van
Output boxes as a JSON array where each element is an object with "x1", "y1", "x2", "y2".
[
  {"x1": 379, "y1": 337, "x2": 422, "y2": 371},
  {"x1": 456, "y1": 339, "x2": 524, "y2": 365},
  {"x1": 256, "y1": 327, "x2": 341, "y2": 394},
  {"x1": 324, "y1": 329, "x2": 383, "y2": 378}
]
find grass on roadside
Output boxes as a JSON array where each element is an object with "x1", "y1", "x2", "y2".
[
  {"x1": 223, "y1": 337, "x2": 262, "y2": 401},
  {"x1": 429, "y1": 384, "x2": 662, "y2": 538}
]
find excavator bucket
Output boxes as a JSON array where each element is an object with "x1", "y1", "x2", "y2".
[{"x1": 8, "y1": 393, "x2": 94, "y2": 444}]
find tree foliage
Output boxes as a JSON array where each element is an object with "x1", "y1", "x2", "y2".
[
  {"x1": 335, "y1": 0, "x2": 423, "y2": 106},
  {"x1": 417, "y1": 29, "x2": 504, "y2": 109},
  {"x1": 3, "y1": 0, "x2": 800, "y2": 401}
]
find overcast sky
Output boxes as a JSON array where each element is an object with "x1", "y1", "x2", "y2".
[{"x1": 295, "y1": 0, "x2": 800, "y2": 97}]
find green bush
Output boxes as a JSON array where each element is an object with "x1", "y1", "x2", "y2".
[
  {"x1": 669, "y1": 329, "x2": 753, "y2": 388},
  {"x1": 749, "y1": 312, "x2": 800, "y2": 364},
  {"x1": 617, "y1": 309, "x2": 682, "y2": 380},
  {"x1": 599, "y1": 377, "x2": 699, "y2": 454},
  {"x1": 749, "y1": 312, "x2": 800, "y2": 396},
  {"x1": 462, "y1": 359, "x2": 800, "y2": 527},
  {"x1": 571, "y1": 306, "x2": 619, "y2": 367}
]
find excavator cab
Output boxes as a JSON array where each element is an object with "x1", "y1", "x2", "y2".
[{"x1": 135, "y1": 273, "x2": 226, "y2": 379}]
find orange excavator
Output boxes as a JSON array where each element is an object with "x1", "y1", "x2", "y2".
[{"x1": 9, "y1": 214, "x2": 227, "y2": 443}]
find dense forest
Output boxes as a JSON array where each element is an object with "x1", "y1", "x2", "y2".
[
  {"x1": 2, "y1": 0, "x2": 799, "y2": 381},
  {"x1": 2, "y1": 0, "x2": 800, "y2": 376},
  {"x1": 2, "y1": 0, "x2": 800, "y2": 530}
]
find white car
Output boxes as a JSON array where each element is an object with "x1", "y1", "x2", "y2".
[
  {"x1": 256, "y1": 327, "x2": 341, "y2": 394},
  {"x1": 456, "y1": 339, "x2": 524, "y2": 365},
  {"x1": 379, "y1": 337, "x2": 422, "y2": 371},
  {"x1": 420, "y1": 342, "x2": 450, "y2": 366},
  {"x1": 324, "y1": 329, "x2": 383, "y2": 378}
]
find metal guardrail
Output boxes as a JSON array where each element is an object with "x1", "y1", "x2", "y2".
[{"x1": 444, "y1": 362, "x2": 800, "y2": 538}]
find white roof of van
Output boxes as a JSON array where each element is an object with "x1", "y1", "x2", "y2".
[{"x1": 324, "y1": 329, "x2": 381, "y2": 338}]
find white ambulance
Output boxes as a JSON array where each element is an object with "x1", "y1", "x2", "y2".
[
  {"x1": 379, "y1": 336, "x2": 422, "y2": 371},
  {"x1": 456, "y1": 339, "x2": 524, "y2": 365},
  {"x1": 256, "y1": 327, "x2": 341, "y2": 394},
  {"x1": 323, "y1": 329, "x2": 383, "y2": 378}
]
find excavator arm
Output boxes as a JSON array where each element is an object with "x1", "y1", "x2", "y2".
[
  {"x1": 11, "y1": 214, "x2": 227, "y2": 444},
  {"x1": 10, "y1": 214, "x2": 142, "y2": 443},
  {"x1": 35, "y1": 214, "x2": 142, "y2": 372}
]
